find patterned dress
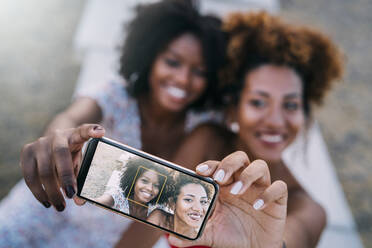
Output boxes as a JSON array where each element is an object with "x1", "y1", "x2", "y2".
[{"x1": 0, "y1": 80, "x2": 222, "y2": 248}]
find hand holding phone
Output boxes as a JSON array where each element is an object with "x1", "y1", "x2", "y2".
[
  {"x1": 77, "y1": 137, "x2": 219, "y2": 240},
  {"x1": 20, "y1": 124, "x2": 105, "y2": 211},
  {"x1": 168, "y1": 152, "x2": 288, "y2": 248}
]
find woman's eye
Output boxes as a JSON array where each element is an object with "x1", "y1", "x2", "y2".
[
  {"x1": 141, "y1": 179, "x2": 149, "y2": 184},
  {"x1": 200, "y1": 200, "x2": 208, "y2": 205},
  {"x1": 164, "y1": 58, "x2": 180, "y2": 67},
  {"x1": 191, "y1": 67, "x2": 206, "y2": 77},
  {"x1": 183, "y1": 198, "x2": 193, "y2": 203},
  {"x1": 249, "y1": 99, "x2": 266, "y2": 108},
  {"x1": 284, "y1": 101, "x2": 299, "y2": 111}
]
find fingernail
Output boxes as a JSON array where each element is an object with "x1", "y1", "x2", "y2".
[
  {"x1": 56, "y1": 204, "x2": 65, "y2": 212},
  {"x1": 230, "y1": 181, "x2": 243, "y2": 195},
  {"x1": 65, "y1": 185, "x2": 75, "y2": 198},
  {"x1": 196, "y1": 164, "x2": 209, "y2": 173},
  {"x1": 93, "y1": 125, "x2": 103, "y2": 131},
  {"x1": 253, "y1": 199, "x2": 264, "y2": 210},
  {"x1": 214, "y1": 169, "x2": 225, "y2": 182},
  {"x1": 42, "y1": 201, "x2": 51, "y2": 208}
]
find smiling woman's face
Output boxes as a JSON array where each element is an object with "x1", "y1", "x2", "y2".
[
  {"x1": 175, "y1": 183, "x2": 208, "y2": 229},
  {"x1": 148, "y1": 33, "x2": 207, "y2": 113},
  {"x1": 133, "y1": 170, "x2": 160, "y2": 204},
  {"x1": 237, "y1": 64, "x2": 305, "y2": 164}
]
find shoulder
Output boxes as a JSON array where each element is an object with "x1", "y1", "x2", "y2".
[
  {"x1": 174, "y1": 123, "x2": 235, "y2": 169},
  {"x1": 147, "y1": 209, "x2": 171, "y2": 224},
  {"x1": 190, "y1": 123, "x2": 235, "y2": 152}
]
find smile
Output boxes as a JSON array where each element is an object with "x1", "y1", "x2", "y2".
[
  {"x1": 139, "y1": 190, "x2": 153, "y2": 199},
  {"x1": 187, "y1": 212, "x2": 203, "y2": 221},
  {"x1": 165, "y1": 86, "x2": 187, "y2": 99},
  {"x1": 259, "y1": 133, "x2": 284, "y2": 143}
]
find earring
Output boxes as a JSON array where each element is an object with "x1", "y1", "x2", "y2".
[
  {"x1": 129, "y1": 72, "x2": 139, "y2": 84},
  {"x1": 230, "y1": 122, "x2": 240, "y2": 133}
]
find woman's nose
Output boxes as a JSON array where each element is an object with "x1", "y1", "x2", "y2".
[
  {"x1": 191, "y1": 201, "x2": 203, "y2": 212},
  {"x1": 175, "y1": 67, "x2": 190, "y2": 87},
  {"x1": 265, "y1": 107, "x2": 285, "y2": 128}
]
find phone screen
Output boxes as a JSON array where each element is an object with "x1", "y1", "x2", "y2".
[{"x1": 77, "y1": 138, "x2": 218, "y2": 240}]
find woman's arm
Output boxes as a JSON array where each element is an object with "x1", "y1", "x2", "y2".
[
  {"x1": 94, "y1": 193, "x2": 115, "y2": 207},
  {"x1": 20, "y1": 97, "x2": 104, "y2": 210},
  {"x1": 271, "y1": 163, "x2": 326, "y2": 248},
  {"x1": 44, "y1": 97, "x2": 102, "y2": 135}
]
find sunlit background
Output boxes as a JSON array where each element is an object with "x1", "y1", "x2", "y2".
[{"x1": 0, "y1": 0, "x2": 371, "y2": 247}]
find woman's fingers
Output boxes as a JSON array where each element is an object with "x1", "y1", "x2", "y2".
[
  {"x1": 36, "y1": 138, "x2": 66, "y2": 211},
  {"x1": 229, "y1": 159, "x2": 271, "y2": 196},
  {"x1": 195, "y1": 160, "x2": 219, "y2": 176},
  {"x1": 196, "y1": 151, "x2": 249, "y2": 185},
  {"x1": 52, "y1": 132, "x2": 76, "y2": 198},
  {"x1": 68, "y1": 124, "x2": 105, "y2": 149},
  {"x1": 73, "y1": 196, "x2": 86, "y2": 206},
  {"x1": 252, "y1": 180, "x2": 288, "y2": 210},
  {"x1": 21, "y1": 143, "x2": 51, "y2": 208}
]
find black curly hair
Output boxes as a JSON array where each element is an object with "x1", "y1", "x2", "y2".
[
  {"x1": 119, "y1": 0, "x2": 227, "y2": 110},
  {"x1": 220, "y1": 11, "x2": 344, "y2": 117},
  {"x1": 165, "y1": 173, "x2": 213, "y2": 205},
  {"x1": 120, "y1": 157, "x2": 173, "y2": 206}
]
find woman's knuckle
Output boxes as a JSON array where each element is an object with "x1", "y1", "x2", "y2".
[
  {"x1": 275, "y1": 180, "x2": 288, "y2": 191},
  {"x1": 39, "y1": 167, "x2": 53, "y2": 180}
]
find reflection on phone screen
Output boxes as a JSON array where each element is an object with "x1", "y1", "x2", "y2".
[{"x1": 80, "y1": 141, "x2": 215, "y2": 239}]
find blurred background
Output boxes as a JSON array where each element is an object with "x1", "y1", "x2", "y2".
[{"x1": 0, "y1": 0, "x2": 371, "y2": 247}]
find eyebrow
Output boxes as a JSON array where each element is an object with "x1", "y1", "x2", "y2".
[
  {"x1": 284, "y1": 93, "x2": 301, "y2": 99},
  {"x1": 251, "y1": 90, "x2": 269, "y2": 97},
  {"x1": 168, "y1": 49, "x2": 182, "y2": 59},
  {"x1": 184, "y1": 194, "x2": 208, "y2": 199},
  {"x1": 251, "y1": 90, "x2": 301, "y2": 98}
]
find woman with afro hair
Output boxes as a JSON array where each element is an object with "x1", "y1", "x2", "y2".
[{"x1": 169, "y1": 11, "x2": 344, "y2": 248}]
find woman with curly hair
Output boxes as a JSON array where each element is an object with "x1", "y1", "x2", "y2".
[
  {"x1": 3, "y1": 0, "x2": 227, "y2": 247},
  {"x1": 147, "y1": 173, "x2": 212, "y2": 238},
  {"x1": 169, "y1": 11, "x2": 344, "y2": 248},
  {"x1": 96, "y1": 157, "x2": 171, "y2": 220}
]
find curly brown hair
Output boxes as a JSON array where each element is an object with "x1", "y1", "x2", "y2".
[{"x1": 220, "y1": 11, "x2": 344, "y2": 116}]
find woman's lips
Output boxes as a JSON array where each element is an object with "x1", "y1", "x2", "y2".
[
  {"x1": 255, "y1": 132, "x2": 287, "y2": 146},
  {"x1": 139, "y1": 190, "x2": 153, "y2": 199},
  {"x1": 187, "y1": 212, "x2": 203, "y2": 221},
  {"x1": 165, "y1": 86, "x2": 187, "y2": 100},
  {"x1": 259, "y1": 134, "x2": 283, "y2": 143}
]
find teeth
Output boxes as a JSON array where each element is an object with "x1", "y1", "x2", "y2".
[
  {"x1": 188, "y1": 213, "x2": 202, "y2": 220},
  {"x1": 166, "y1": 86, "x2": 186, "y2": 99},
  {"x1": 140, "y1": 191, "x2": 152, "y2": 198},
  {"x1": 260, "y1": 134, "x2": 283, "y2": 143}
]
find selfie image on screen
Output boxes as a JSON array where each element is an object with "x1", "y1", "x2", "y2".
[{"x1": 80, "y1": 141, "x2": 215, "y2": 239}]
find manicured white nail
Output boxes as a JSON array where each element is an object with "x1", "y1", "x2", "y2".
[
  {"x1": 196, "y1": 164, "x2": 209, "y2": 173},
  {"x1": 253, "y1": 199, "x2": 264, "y2": 210},
  {"x1": 214, "y1": 169, "x2": 225, "y2": 182},
  {"x1": 230, "y1": 181, "x2": 243, "y2": 195}
]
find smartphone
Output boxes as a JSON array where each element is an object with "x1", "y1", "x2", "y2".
[{"x1": 77, "y1": 137, "x2": 219, "y2": 240}]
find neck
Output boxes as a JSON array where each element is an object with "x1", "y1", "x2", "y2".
[
  {"x1": 138, "y1": 94, "x2": 186, "y2": 129},
  {"x1": 129, "y1": 200, "x2": 148, "y2": 219},
  {"x1": 173, "y1": 214, "x2": 196, "y2": 237}
]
